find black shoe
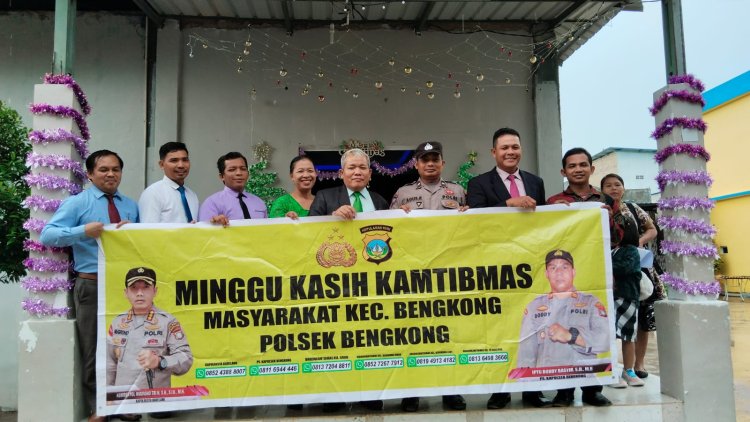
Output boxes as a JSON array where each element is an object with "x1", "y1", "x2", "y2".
[
  {"x1": 486, "y1": 392, "x2": 511, "y2": 409},
  {"x1": 322, "y1": 402, "x2": 346, "y2": 412},
  {"x1": 552, "y1": 389, "x2": 574, "y2": 407},
  {"x1": 442, "y1": 394, "x2": 466, "y2": 410},
  {"x1": 634, "y1": 369, "x2": 649, "y2": 379},
  {"x1": 401, "y1": 397, "x2": 419, "y2": 412},
  {"x1": 582, "y1": 392, "x2": 612, "y2": 407},
  {"x1": 360, "y1": 400, "x2": 384, "y2": 411},
  {"x1": 148, "y1": 412, "x2": 174, "y2": 419},
  {"x1": 287, "y1": 404, "x2": 303, "y2": 410},
  {"x1": 522, "y1": 391, "x2": 552, "y2": 408}
]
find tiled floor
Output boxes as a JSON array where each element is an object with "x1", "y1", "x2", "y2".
[{"x1": 1, "y1": 298, "x2": 748, "y2": 421}]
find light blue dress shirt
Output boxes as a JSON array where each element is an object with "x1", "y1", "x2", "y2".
[
  {"x1": 40, "y1": 186, "x2": 139, "y2": 273},
  {"x1": 346, "y1": 187, "x2": 376, "y2": 212}
]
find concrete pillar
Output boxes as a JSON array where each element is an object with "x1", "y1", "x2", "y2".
[
  {"x1": 18, "y1": 84, "x2": 83, "y2": 422},
  {"x1": 532, "y1": 54, "x2": 563, "y2": 193},
  {"x1": 148, "y1": 19, "x2": 182, "y2": 186},
  {"x1": 653, "y1": 81, "x2": 735, "y2": 421}
]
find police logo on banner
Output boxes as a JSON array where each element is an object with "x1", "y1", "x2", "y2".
[{"x1": 360, "y1": 225, "x2": 394, "y2": 264}]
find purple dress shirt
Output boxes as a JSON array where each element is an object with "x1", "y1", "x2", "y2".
[{"x1": 198, "y1": 186, "x2": 268, "y2": 221}]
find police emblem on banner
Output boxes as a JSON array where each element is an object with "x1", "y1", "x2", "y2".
[
  {"x1": 316, "y1": 228, "x2": 357, "y2": 268},
  {"x1": 360, "y1": 225, "x2": 393, "y2": 264}
]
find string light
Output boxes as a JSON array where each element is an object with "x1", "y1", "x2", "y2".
[{"x1": 181, "y1": 13, "x2": 610, "y2": 102}]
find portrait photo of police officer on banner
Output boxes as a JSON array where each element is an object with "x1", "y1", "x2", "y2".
[
  {"x1": 509, "y1": 249, "x2": 612, "y2": 381},
  {"x1": 106, "y1": 267, "x2": 196, "y2": 405}
]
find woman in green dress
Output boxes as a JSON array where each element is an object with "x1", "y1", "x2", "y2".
[{"x1": 269, "y1": 155, "x2": 316, "y2": 219}]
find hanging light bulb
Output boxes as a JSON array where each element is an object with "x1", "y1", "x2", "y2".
[
  {"x1": 425, "y1": 81, "x2": 433, "y2": 88},
  {"x1": 344, "y1": 87, "x2": 350, "y2": 93},
  {"x1": 404, "y1": 66, "x2": 413, "y2": 74},
  {"x1": 318, "y1": 95, "x2": 325, "y2": 102},
  {"x1": 476, "y1": 73, "x2": 484, "y2": 82},
  {"x1": 245, "y1": 40, "x2": 252, "y2": 47},
  {"x1": 529, "y1": 55, "x2": 538, "y2": 64},
  {"x1": 279, "y1": 68, "x2": 288, "y2": 77},
  {"x1": 415, "y1": 89, "x2": 421, "y2": 96},
  {"x1": 375, "y1": 81, "x2": 383, "y2": 89},
  {"x1": 250, "y1": 89, "x2": 257, "y2": 99},
  {"x1": 388, "y1": 58, "x2": 396, "y2": 66},
  {"x1": 243, "y1": 48, "x2": 250, "y2": 55},
  {"x1": 236, "y1": 67, "x2": 242, "y2": 73},
  {"x1": 505, "y1": 77, "x2": 511, "y2": 84},
  {"x1": 427, "y1": 92, "x2": 435, "y2": 99},
  {"x1": 317, "y1": 70, "x2": 324, "y2": 78},
  {"x1": 453, "y1": 91, "x2": 461, "y2": 99},
  {"x1": 236, "y1": 56, "x2": 243, "y2": 63},
  {"x1": 400, "y1": 86, "x2": 406, "y2": 93},
  {"x1": 352, "y1": 92, "x2": 359, "y2": 98}
]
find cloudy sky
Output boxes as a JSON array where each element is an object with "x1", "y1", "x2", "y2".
[{"x1": 559, "y1": 0, "x2": 750, "y2": 155}]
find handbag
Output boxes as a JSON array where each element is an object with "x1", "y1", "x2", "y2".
[{"x1": 639, "y1": 270, "x2": 654, "y2": 301}]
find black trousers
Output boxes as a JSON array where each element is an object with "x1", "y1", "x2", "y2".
[{"x1": 74, "y1": 278, "x2": 98, "y2": 415}]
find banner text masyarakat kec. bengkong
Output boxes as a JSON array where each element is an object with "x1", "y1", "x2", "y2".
[{"x1": 96, "y1": 204, "x2": 616, "y2": 415}]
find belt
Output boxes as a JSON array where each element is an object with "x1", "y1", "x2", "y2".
[{"x1": 77, "y1": 273, "x2": 98, "y2": 281}]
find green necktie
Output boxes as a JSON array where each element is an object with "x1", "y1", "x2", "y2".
[{"x1": 352, "y1": 191, "x2": 363, "y2": 212}]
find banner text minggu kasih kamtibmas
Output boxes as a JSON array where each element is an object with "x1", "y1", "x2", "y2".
[{"x1": 97, "y1": 205, "x2": 616, "y2": 416}]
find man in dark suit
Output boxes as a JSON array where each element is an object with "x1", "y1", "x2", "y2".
[
  {"x1": 467, "y1": 127, "x2": 545, "y2": 209},
  {"x1": 309, "y1": 148, "x2": 389, "y2": 219},
  {"x1": 308, "y1": 148, "x2": 386, "y2": 412},
  {"x1": 466, "y1": 127, "x2": 551, "y2": 410}
]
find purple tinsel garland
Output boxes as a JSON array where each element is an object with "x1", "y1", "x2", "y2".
[
  {"x1": 657, "y1": 196, "x2": 714, "y2": 211},
  {"x1": 21, "y1": 298, "x2": 70, "y2": 318},
  {"x1": 649, "y1": 89, "x2": 706, "y2": 116},
  {"x1": 29, "y1": 104, "x2": 90, "y2": 140},
  {"x1": 660, "y1": 273, "x2": 721, "y2": 296},
  {"x1": 23, "y1": 257, "x2": 71, "y2": 273},
  {"x1": 21, "y1": 276, "x2": 73, "y2": 293},
  {"x1": 651, "y1": 117, "x2": 707, "y2": 140},
  {"x1": 27, "y1": 152, "x2": 86, "y2": 181},
  {"x1": 657, "y1": 216, "x2": 716, "y2": 238},
  {"x1": 22, "y1": 218, "x2": 47, "y2": 233},
  {"x1": 24, "y1": 173, "x2": 82, "y2": 195},
  {"x1": 654, "y1": 144, "x2": 711, "y2": 164},
  {"x1": 22, "y1": 195, "x2": 62, "y2": 212},
  {"x1": 661, "y1": 240, "x2": 718, "y2": 259},
  {"x1": 43, "y1": 73, "x2": 92, "y2": 115},
  {"x1": 656, "y1": 170, "x2": 713, "y2": 191},
  {"x1": 668, "y1": 74, "x2": 705, "y2": 92},
  {"x1": 23, "y1": 239, "x2": 67, "y2": 254},
  {"x1": 372, "y1": 159, "x2": 416, "y2": 177},
  {"x1": 28, "y1": 129, "x2": 89, "y2": 159}
]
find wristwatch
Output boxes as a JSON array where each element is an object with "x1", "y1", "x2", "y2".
[
  {"x1": 159, "y1": 356, "x2": 167, "y2": 370},
  {"x1": 567, "y1": 327, "x2": 580, "y2": 345}
]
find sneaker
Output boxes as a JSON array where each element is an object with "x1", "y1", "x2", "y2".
[
  {"x1": 623, "y1": 369, "x2": 645, "y2": 386},
  {"x1": 634, "y1": 369, "x2": 649, "y2": 379},
  {"x1": 608, "y1": 377, "x2": 628, "y2": 388}
]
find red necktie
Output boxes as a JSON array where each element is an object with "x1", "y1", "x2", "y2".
[
  {"x1": 106, "y1": 194, "x2": 121, "y2": 223},
  {"x1": 508, "y1": 175, "x2": 520, "y2": 198}
]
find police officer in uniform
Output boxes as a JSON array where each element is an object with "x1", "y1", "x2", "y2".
[
  {"x1": 390, "y1": 141, "x2": 467, "y2": 213},
  {"x1": 391, "y1": 142, "x2": 467, "y2": 412},
  {"x1": 518, "y1": 250, "x2": 610, "y2": 368},
  {"x1": 107, "y1": 267, "x2": 193, "y2": 392}
]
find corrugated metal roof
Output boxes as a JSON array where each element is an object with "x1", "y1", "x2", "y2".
[{"x1": 138, "y1": 0, "x2": 642, "y2": 62}]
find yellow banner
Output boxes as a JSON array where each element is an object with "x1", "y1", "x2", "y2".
[{"x1": 96, "y1": 204, "x2": 616, "y2": 415}]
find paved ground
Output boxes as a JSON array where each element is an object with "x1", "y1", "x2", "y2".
[{"x1": 1, "y1": 298, "x2": 747, "y2": 421}]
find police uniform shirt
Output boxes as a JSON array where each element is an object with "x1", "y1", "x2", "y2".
[
  {"x1": 517, "y1": 291, "x2": 609, "y2": 368},
  {"x1": 106, "y1": 306, "x2": 193, "y2": 389},
  {"x1": 390, "y1": 179, "x2": 466, "y2": 210}
]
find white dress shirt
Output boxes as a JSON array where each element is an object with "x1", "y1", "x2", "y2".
[{"x1": 138, "y1": 176, "x2": 200, "y2": 223}]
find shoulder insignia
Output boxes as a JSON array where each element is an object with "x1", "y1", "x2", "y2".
[
  {"x1": 168, "y1": 321, "x2": 185, "y2": 339},
  {"x1": 571, "y1": 292, "x2": 578, "y2": 299},
  {"x1": 595, "y1": 302, "x2": 607, "y2": 317}
]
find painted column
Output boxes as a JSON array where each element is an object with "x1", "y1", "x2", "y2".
[
  {"x1": 652, "y1": 77, "x2": 735, "y2": 421},
  {"x1": 18, "y1": 81, "x2": 89, "y2": 421},
  {"x1": 532, "y1": 53, "x2": 563, "y2": 193}
]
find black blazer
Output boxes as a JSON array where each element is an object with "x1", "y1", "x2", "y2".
[
  {"x1": 466, "y1": 168, "x2": 546, "y2": 208},
  {"x1": 308, "y1": 185, "x2": 389, "y2": 216}
]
